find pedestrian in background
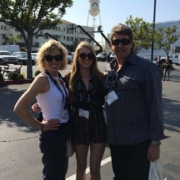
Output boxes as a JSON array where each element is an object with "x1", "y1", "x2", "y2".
[
  {"x1": 163, "y1": 55, "x2": 172, "y2": 81},
  {"x1": 104, "y1": 23, "x2": 167, "y2": 180},
  {"x1": 14, "y1": 39, "x2": 69, "y2": 180}
]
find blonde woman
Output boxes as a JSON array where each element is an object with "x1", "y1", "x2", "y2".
[
  {"x1": 14, "y1": 39, "x2": 69, "y2": 180},
  {"x1": 67, "y1": 42, "x2": 107, "y2": 180}
]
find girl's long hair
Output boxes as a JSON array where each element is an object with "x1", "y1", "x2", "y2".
[{"x1": 68, "y1": 41, "x2": 104, "y2": 103}]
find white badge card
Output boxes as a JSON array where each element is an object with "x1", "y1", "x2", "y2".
[
  {"x1": 105, "y1": 90, "x2": 118, "y2": 105},
  {"x1": 79, "y1": 109, "x2": 89, "y2": 119},
  {"x1": 61, "y1": 109, "x2": 69, "y2": 119}
]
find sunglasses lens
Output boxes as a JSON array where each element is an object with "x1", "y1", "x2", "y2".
[
  {"x1": 79, "y1": 53, "x2": 86, "y2": 60},
  {"x1": 45, "y1": 55, "x2": 62, "y2": 62},
  {"x1": 87, "y1": 54, "x2": 93, "y2": 60},
  {"x1": 45, "y1": 55, "x2": 53, "y2": 62},
  {"x1": 112, "y1": 39, "x2": 131, "y2": 45},
  {"x1": 121, "y1": 39, "x2": 131, "y2": 45},
  {"x1": 54, "y1": 55, "x2": 63, "y2": 61},
  {"x1": 112, "y1": 39, "x2": 120, "y2": 45}
]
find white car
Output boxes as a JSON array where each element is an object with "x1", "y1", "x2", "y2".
[
  {"x1": 67, "y1": 51, "x2": 73, "y2": 64},
  {"x1": 169, "y1": 54, "x2": 180, "y2": 65}
]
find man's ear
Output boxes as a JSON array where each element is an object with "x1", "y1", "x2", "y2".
[
  {"x1": 110, "y1": 42, "x2": 113, "y2": 49},
  {"x1": 131, "y1": 41, "x2": 134, "y2": 50}
]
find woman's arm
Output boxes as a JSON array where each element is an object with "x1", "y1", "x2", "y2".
[
  {"x1": 14, "y1": 75, "x2": 47, "y2": 130},
  {"x1": 14, "y1": 75, "x2": 60, "y2": 131}
]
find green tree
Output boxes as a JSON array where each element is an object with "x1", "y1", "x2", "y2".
[
  {"x1": 125, "y1": 15, "x2": 154, "y2": 54},
  {"x1": 73, "y1": 39, "x2": 80, "y2": 51},
  {"x1": 0, "y1": 0, "x2": 73, "y2": 78},
  {"x1": 154, "y1": 26, "x2": 179, "y2": 55},
  {"x1": 4, "y1": 34, "x2": 21, "y2": 44}
]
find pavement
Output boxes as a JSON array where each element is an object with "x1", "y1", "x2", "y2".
[{"x1": 0, "y1": 63, "x2": 180, "y2": 180}]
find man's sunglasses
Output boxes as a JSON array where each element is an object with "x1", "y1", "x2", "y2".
[
  {"x1": 78, "y1": 53, "x2": 94, "y2": 60},
  {"x1": 45, "y1": 55, "x2": 63, "y2": 62},
  {"x1": 111, "y1": 38, "x2": 131, "y2": 46}
]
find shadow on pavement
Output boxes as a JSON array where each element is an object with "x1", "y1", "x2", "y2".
[
  {"x1": 163, "y1": 97, "x2": 180, "y2": 131},
  {"x1": 0, "y1": 86, "x2": 38, "y2": 133}
]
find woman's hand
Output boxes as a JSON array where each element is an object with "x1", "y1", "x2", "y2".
[
  {"x1": 32, "y1": 102, "x2": 41, "y2": 113},
  {"x1": 42, "y1": 119, "x2": 61, "y2": 131}
]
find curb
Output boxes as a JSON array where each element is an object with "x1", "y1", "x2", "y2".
[{"x1": 0, "y1": 79, "x2": 34, "y2": 86}]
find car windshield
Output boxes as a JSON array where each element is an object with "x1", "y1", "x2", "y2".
[
  {"x1": 20, "y1": 54, "x2": 27, "y2": 58},
  {"x1": 0, "y1": 51, "x2": 11, "y2": 55}
]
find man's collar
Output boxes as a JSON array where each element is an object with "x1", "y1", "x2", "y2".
[{"x1": 125, "y1": 51, "x2": 137, "y2": 65}]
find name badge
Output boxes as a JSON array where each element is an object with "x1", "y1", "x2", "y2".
[
  {"x1": 61, "y1": 109, "x2": 69, "y2": 119},
  {"x1": 79, "y1": 108, "x2": 89, "y2": 119},
  {"x1": 105, "y1": 90, "x2": 118, "y2": 105}
]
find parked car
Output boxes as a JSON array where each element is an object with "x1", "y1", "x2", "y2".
[
  {"x1": 96, "y1": 52, "x2": 108, "y2": 61},
  {"x1": 0, "y1": 51, "x2": 18, "y2": 65},
  {"x1": 109, "y1": 52, "x2": 116, "y2": 61},
  {"x1": 17, "y1": 53, "x2": 36, "y2": 65},
  {"x1": 67, "y1": 51, "x2": 73, "y2": 64},
  {"x1": 12, "y1": 51, "x2": 27, "y2": 57}
]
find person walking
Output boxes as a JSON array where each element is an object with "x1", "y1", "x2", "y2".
[
  {"x1": 163, "y1": 55, "x2": 172, "y2": 81},
  {"x1": 67, "y1": 41, "x2": 107, "y2": 180},
  {"x1": 104, "y1": 23, "x2": 167, "y2": 180},
  {"x1": 14, "y1": 39, "x2": 69, "y2": 180}
]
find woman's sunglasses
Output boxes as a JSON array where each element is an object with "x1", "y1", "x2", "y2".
[
  {"x1": 45, "y1": 55, "x2": 63, "y2": 62},
  {"x1": 111, "y1": 38, "x2": 131, "y2": 46},
  {"x1": 78, "y1": 53, "x2": 94, "y2": 60}
]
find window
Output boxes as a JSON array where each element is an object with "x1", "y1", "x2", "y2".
[
  {"x1": 4, "y1": 26, "x2": 6, "y2": 29},
  {"x1": 2, "y1": 34, "x2": 6, "y2": 39},
  {"x1": 34, "y1": 42, "x2": 39, "y2": 47}
]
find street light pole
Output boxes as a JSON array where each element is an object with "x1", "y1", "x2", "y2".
[{"x1": 151, "y1": 0, "x2": 157, "y2": 61}]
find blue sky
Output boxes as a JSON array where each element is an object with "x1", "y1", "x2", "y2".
[{"x1": 63, "y1": 0, "x2": 180, "y2": 44}]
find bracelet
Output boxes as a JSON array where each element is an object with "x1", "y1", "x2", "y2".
[{"x1": 41, "y1": 123, "x2": 44, "y2": 131}]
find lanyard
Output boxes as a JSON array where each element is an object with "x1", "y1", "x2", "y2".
[
  {"x1": 45, "y1": 70, "x2": 68, "y2": 109},
  {"x1": 76, "y1": 73, "x2": 93, "y2": 102},
  {"x1": 105, "y1": 61, "x2": 124, "y2": 94}
]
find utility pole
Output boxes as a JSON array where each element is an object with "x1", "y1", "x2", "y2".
[{"x1": 151, "y1": 0, "x2": 157, "y2": 61}]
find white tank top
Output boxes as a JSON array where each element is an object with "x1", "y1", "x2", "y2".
[{"x1": 36, "y1": 72, "x2": 69, "y2": 123}]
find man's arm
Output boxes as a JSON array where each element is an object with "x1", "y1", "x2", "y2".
[{"x1": 143, "y1": 62, "x2": 168, "y2": 161}]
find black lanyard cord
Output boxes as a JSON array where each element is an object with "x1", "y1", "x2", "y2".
[
  {"x1": 76, "y1": 73, "x2": 93, "y2": 102},
  {"x1": 45, "y1": 70, "x2": 68, "y2": 109}
]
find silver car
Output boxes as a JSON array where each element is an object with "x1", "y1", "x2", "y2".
[{"x1": 0, "y1": 51, "x2": 18, "y2": 65}]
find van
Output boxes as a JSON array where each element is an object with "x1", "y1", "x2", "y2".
[{"x1": 169, "y1": 54, "x2": 180, "y2": 65}]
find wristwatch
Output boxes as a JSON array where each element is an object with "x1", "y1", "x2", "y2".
[{"x1": 152, "y1": 141, "x2": 161, "y2": 146}]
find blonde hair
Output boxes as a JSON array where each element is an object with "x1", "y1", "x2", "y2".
[
  {"x1": 36, "y1": 39, "x2": 67, "y2": 71},
  {"x1": 68, "y1": 41, "x2": 104, "y2": 102}
]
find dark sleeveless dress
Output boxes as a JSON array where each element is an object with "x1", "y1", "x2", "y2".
[{"x1": 70, "y1": 75, "x2": 107, "y2": 145}]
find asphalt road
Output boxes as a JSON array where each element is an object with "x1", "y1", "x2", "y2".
[{"x1": 0, "y1": 62, "x2": 180, "y2": 180}]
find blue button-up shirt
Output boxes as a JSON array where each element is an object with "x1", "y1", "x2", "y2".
[{"x1": 105, "y1": 52, "x2": 167, "y2": 145}]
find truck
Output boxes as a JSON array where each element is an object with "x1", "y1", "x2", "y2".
[
  {"x1": 0, "y1": 45, "x2": 20, "y2": 54},
  {"x1": 0, "y1": 50, "x2": 18, "y2": 65}
]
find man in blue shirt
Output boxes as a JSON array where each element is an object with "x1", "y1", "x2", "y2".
[{"x1": 104, "y1": 23, "x2": 167, "y2": 180}]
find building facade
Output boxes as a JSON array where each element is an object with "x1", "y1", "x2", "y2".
[{"x1": 0, "y1": 20, "x2": 95, "y2": 52}]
